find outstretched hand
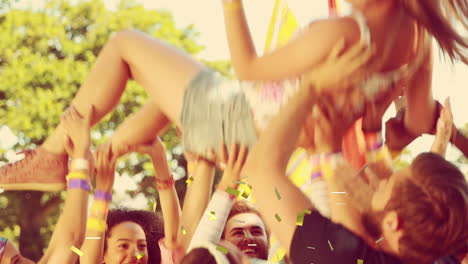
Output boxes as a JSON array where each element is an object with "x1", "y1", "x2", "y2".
[
  {"x1": 94, "y1": 142, "x2": 116, "y2": 191},
  {"x1": 62, "y1": 105, "x2": 94, "y2": 159},
  {"x1": 302, "y1": 39, "x2": 374, "y2": 93},
  {"x1": 218, "y1": 143, "x2": 248, "y2": 190},
  {"x1": 431, "y1": 98, "x2": 454, "y2": 156}
]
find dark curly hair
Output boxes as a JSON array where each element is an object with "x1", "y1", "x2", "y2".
[{"x1": 104, "y1": 208, "x2": 165, "y2": 264}]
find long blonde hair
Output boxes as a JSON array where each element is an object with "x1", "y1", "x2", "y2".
[{"x1": 399, "y1": 0, "x2": 468, "y2": 64}]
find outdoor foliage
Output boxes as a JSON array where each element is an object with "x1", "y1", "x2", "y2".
[{"x1": 0, "y1": 0, "x2": 230, "y2": 260}]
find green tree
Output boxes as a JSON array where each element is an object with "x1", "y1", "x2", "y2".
[{"x1": 0, "y1": 0, "x2": 231, "y2": 260}]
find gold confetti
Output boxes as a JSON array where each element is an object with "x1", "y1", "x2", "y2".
[
  {"x1": 304, "y1": 209, "x2": 312, "y2": 215},
  {"x1": 226, "y1": 187, "x2": 241, "y2": 197},
  {"x1": 358, "y1": 259, "x2": 364, "y2": 264},
  {"x1": 209, "y1": 211, "x2": 216, "y2": 220},
  {"x1": 216, "y1": 245, "x2": 229, "y2": 254},
  {"x1": 240, "y1": 184, "x2": 252, "y2": 199},
  {"x1": 275, "y1": 213, "x2": 282, "y2": 222},
  {"x1": 275, "y1": 187, "x2": 281, "y2": 200},
  {"x1": 136, "y1": 252, "x2": 145, "y2": 259},
  {"x1": 70, "y1": 246, "x2": 83, "y2": 256},
  {"x1": 296, "y1": 212, "x2": 305, "y2": 226},
  {"x1": 147, "y1": 201, "x2": 157, "y2": 212},
  {"x1": 181, "y1": 226, "x2": 187, "y2": 235},
  {"x1": 375, "y1": 237, "x2": 384, "y2": 244},
  {"x1": 186, "y1": 177, "x2": 194, "y2": 185}
]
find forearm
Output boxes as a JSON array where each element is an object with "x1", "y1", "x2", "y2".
[
  {"x1": 222, "y1": 0, "x2": 257, "y2": 79},
  {"x1": 41, "y1": 168, "x2": 90, "y2": 264},
  {"x1": 152, "y1": 157, "x2": 182, "y2": 249},
  {"x1": 187, "y1": 190, "x2": 235, "y2": 251},
  {"x1": 79, "y1": 189, "x2": 111, "y2": 264},
  {"x1": 179, "y1": 161, "x2": 215, "y2": 250}
]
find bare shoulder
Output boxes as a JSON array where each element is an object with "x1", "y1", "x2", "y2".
[{"x1": 304, "y1": 16, "x2": 362, "y2": 45}]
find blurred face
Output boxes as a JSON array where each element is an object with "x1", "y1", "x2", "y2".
[
  {"x1": 103, "y1": 221, "x2": 148, "y2": 264},
  {"x1": 1, "y1": 241, "x2": 34, "y2": 264},
  {"x1": 363, "y1": 168, "x2": 407, "y2": 252},
  {"x1": 223, "y1": 213, "x2": 269, "y2": 260}
]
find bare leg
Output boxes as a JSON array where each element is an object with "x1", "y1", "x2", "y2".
[
  {"x1": 42, "y1": 30, "x2": 203, "y2": 154},
  {"x1": 111, "y1": 100, "x2": 171, "y2": 148}
]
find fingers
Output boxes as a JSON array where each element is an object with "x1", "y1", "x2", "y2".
[
  {"x1": 227, "y1": 142, "x2": 238, "y2": 167},
  {"x1": 328, "y1": 38, "x2": 346, "y2": 60},
  {"x1": 219, "y1": 142, "x2": 229, "y2": 165},
  {"x1": 85, "y1": 105, "x2": 95, "y2": 126},
  {"x1": 235, "y1": 145, "x2": 249, "y2": 170},
  {"x1": 63, "y1": 135, "x2": 73, "y2": 156}
]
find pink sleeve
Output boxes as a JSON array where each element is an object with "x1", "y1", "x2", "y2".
[{"x1": 159, "y1": 238, "x2": 185, "y2": 264}]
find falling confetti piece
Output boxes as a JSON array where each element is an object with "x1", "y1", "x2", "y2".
[
  {"x1": 186, "y1": 177, "x2": 194, "y2": 185},
  {"x1": 275, "y1": 187, "x2": 282, "y2": 200},
  {"x1": 243, "y1": 230, "x2": 249, "y2": 238},
  {"x1": 328, "y1": 240, "x2": 334, "y2": 251},
  {"x1": 375, "y1": 237, "x2": 384, "y2": 244},
  {"x1": 209, "y1": 211, "x2": 216, "y2": 220},
  {"x1": 85, "y1": 237, "x2": 101, "y2": 240},
  {"x1": 181, "y1": 226, "x2": 187, "y2": 235},
  {"x1": 331, "y1": 192, "x2": 346, "y2": 194},
  {"x1": 275, "y1": 213, "x2": 282, "y2": 222},
  {"x1": 307, "y1": 246, "x2": 315, "y2": 250},
  {"x1": 232, "y1": 180, "x2": 248, "y2": 185},
  {"x1": 147, "y1": 201, "x2": 157, "y2": 211},
  {"x1": 216, "y1": 245, "x2": 229, "y2": 254},
  {"x1": 136, "y1": 252, "x2": 145, "y2": 259},
  {"x1": 304, "y1": 209, "x2": 312, "y2": 215},
  {"x1": 226, "y1": 187, "x2": 241, "y2": 197},
  {"x1": 70, "y1": 246, "x2": 83, "y2": 256},
  {"x1": 357, "y1": 259, "x2": 364, "y2": 264},
  {"x1": 240, "y1": 184, "x2": 252, "y2": 199},
  {"x1": 248, "y1": 244, "x2": 257, "y2": 247},
  {"x1": 296, "y1": 212, "x2": 305, "y2": 226}
]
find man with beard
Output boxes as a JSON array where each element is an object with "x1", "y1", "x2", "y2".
[
  {"x1": 242, "y1": 73, "x2": 468, "y2": 264},
  {"x1": 221, "y1": 201, "x2": 270, "y2": 261}
]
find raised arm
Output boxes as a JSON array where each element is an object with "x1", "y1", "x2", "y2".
[
  {"x1": 79, "y1": 142, "x2": 116, "y2": 264},
  {"x1": 243, "y1": 40, "x2": 372, "y2": 254},
  {"x1": 178, "y1": 158, "x2": 215, "y2": 250},
  {"x1": 221, "y1": 0, "x2": 360, "y2": 80},
  {"x1": 39, "y1": 105, "x2": 93, "y2": 264}
]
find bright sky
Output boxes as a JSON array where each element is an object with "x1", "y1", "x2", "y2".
[{"x1": 2, "y1": 0, "x2": 467, "y2": 201}]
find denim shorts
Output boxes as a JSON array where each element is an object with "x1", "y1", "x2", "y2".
[{"x1": 179, "y1": 69, "x2": 257, "y2": 159}]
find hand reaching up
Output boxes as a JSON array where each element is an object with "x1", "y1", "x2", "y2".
[
  {"x1": 217, "y1": 143, "x2": 249, "y2": 191},
  {"x1": 61, "y1": 105, "x2": 94, "y2": 159},
  {"x1": 94, "y1": 142, "x2": 116, "y2": 191}
]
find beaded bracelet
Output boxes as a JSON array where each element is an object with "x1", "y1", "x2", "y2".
[
  {"x1": 94, "y1": 190, "x2": 112, "y2": 202},
  {"x1": 68, "y1": 179, "x2": 91, "y2": 191},
  {"x1": 87, "y1": 217, "x2": 107, "y2": 232},
  {"x1": 156, "y1": 177, "x2": 175, "y2": 191},
  {"x1": 67, "y1": 171, "x2": 88, "y2": 181}
]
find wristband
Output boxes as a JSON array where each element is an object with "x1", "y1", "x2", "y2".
[
  {"x1": 156, "y1": 177, "x2": 175, "y2": 191},
  {"x1": 91, "y1": 200, "x2": 109, "y2": 217},
  {"x1": 71, "y1": 158, "x2": 89, "y2": 171},
  {"x1": 68, "y1": 179, "x2": 91, "y2": 191},
  {"x1": 87, "y1": 218, "x2": 107, "y2": 232},
  {"x1": 94, "y1": 190, "x2": 112, "y2": 202},
  {"x1": 67, "y1": 171, "x2": 88, "y2": 181}
]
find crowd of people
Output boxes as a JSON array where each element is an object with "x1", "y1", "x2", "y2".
[{"x1": 1, "y1": 0, "x2": 467, "y2": 263}]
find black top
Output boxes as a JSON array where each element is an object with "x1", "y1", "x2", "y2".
[{"x1": 290, "y1": 211, "x2": 462, "y2": 264}]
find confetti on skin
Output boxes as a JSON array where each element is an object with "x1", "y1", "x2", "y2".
[
  {"x1": 186, "y1": 177, "x2": 194, "y2": 185},
  {"x1": 70, "y1": 246, "x2": 83, "y2": 256},
  {"x1": 216, "y1": 245, "x2": 229, "y2": 255},
  {"x1": 136, "y1": 252, "x2": 145, "y2": 259},
  {"x1": 240, "y1": 184, "x2": 252, "y2": 199},
  {"x1": 226, "y1": 187, "x2": 241, "y2": 197},
  {"x1": 181, "y1": 226, "x2": 187, "y2": 235},
  {"x1": 375, "y1": 237, "x2": 384, "y2": 244},
  {"x1": 328, "y1": 240, "x2": 334, "y2": 251},
  {"x1": 209, "y1": 211, "x2": 216, "y2": 220},
  {"x1": 275, "y1": 213, "x2": 282, "y2": 222},
  {"x1": 358, "y1": 259, "x2": 364, "y2": 264},
  {"x1": 243, "y1": 230, "x2": 249, "y2": 238},
  {"x1": 85, "y1": 237, "x2": 101, "y2": 240},
  {"x1": 296, "y1": 212, "x2": 305, "y2": 226},
  {"x1": 275, "y1": 187, "x2": 282, "y2": 200}
]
